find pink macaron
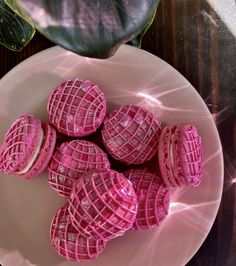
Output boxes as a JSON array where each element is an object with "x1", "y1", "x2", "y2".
[
  {"x1": 50, "y1": 203, "x2": 107, "y2": 262},
  {"x1": 0, "y1": 114, "x2": 56, "y2": 180},
  {"x1": 158, "y1": 124, "x2": 203, "y2": 187},
  {"x1": 102, "y1": 105, "x2": 162, "y2": 165},
  {"x1": 48, "y1": 140, "x2": 110, "y2": 197},
  {"x1": 47, "y1": 79, "x2": 107, "y2": 137},
  {"x1": 123, "y1": 168, "x2": 169, "y2": 231},
  {"x1": 68, "y1": 169, "x2": 138, "y2": 241}
]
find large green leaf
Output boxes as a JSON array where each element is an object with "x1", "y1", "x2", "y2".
[
  {"x1": 0, "y1": 0, "x2": 35, "y2": 51},
  {"x1": 16, "y1": 0, "x2": 159, "y2": 58}
]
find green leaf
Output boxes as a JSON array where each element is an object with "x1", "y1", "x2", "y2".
[
  {"x1": 129, "y1": 5, "x2": 158, "y2": 48},
  {"x1": 4, "y1": 0, "x2": 34, "y2": 27},
  {"x1": 0, "y1": 0, "x2": 35, "y2": 51},
  {"x1": 16, "y1": 0, "x2": 160, "y2": 58}
]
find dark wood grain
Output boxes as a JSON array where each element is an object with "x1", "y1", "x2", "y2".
[{"x1": 0, "y1": 0, "x2": 236, "y2": 265}]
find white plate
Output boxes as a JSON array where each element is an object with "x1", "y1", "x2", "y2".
[{"x1": 0, "y1": 45, "x2": 223, "y2": 266}]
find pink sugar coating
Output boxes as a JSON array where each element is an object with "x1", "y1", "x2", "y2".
[
  {"x1": 123, "y1": 168, "x2": 169, "y2": 231},
  {"x1": 19, "y1": 123, "x2": 56, "y2": 180},
  {"x1": 48, "y1": 140, "x2": 110, "y2": 197},
  {"x1": 158, "y1": 124, "x2": 203, "y2": 188},
  {"x1": 0, "y1": 114, "x2": 42, "y2": 174},
  {"x1": 50, "y1": 203, "x2": 107, "y2": 262},
  {"x1": 68, "y1": 169, "x2": 138, "y2": 241},
  {"x1": 47, "y1": 79, "x2": 107, "y2": 137},
  {"x1": 102, "y1": 105, "x2": 162, "y2": 165}
]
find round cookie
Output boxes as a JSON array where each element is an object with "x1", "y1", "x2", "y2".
[
  {"x1": 68, "y1": 169, "x2": 138, "y2": 241},
  {"x1": 0, "y1": 114, "x2": 56, "y2": 180},
  {"x1": 47, "y1": 79, "x2": 107, "y2": 137},
  {"x1": 50, "y1": 203, "x2": 107, "y2": 262},
  {"x1": 48, "y1": 140, "x2": 110, "y2": 197},
  {"x1": 124, "y1": 168, "x2": 169, "y2": 230},
  {"x1": 158, "y1": 124, "x2": 203, "y2": 187},
  {"x1": 102, "y1": 105, "x2": 162, "y2": 165}
]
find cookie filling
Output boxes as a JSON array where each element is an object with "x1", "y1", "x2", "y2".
[{"x1": 18, "y1": 129, "x2": 44, "y2": 174}]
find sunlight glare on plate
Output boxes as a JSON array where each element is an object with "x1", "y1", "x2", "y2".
[
  {"x1": 137, "y1": 92, "x2": 163, "y2": 106},
  {"x1": 137, "y1": 91, "x2": 197, "y2": 113},
  {"x1": 169, "y1": 200, "x2": 220, "y2": 215}
]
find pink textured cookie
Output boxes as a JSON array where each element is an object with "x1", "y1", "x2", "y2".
[
  {"x1": 124, "y1": 168, "x2": 169, "y2": 231},
  {"x1": 48, "y1": 140, "x2": 110, "y2": 197},
  {"x1": 102, "y1": 105, "x2": 162, "y2": 165},
  {"x1": 47, "y1": 79, "x2": 107, "y2": 137},
  {"x1": 50, "y1": 203, "x2": 107, "y2": 262},
  {"x1": 68, "y1": 169, "x2": 138, "y2": 241},
  {"x1": 158, "y1": 124, "x2": 203, "y2": 187},
  {"x1": 0, "y1": 114, "x2": 56, "y2": 180}
]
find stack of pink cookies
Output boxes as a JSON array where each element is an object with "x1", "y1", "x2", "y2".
[{"x1": 0, "y1": 78, "x2": 203, "y2": 263}]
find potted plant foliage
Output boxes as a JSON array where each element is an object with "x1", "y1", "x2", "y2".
[{"x1": 0, "y1": 0, "x2": 160, "y2": 58}]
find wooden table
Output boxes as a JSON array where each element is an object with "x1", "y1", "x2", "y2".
[{"x1": 0, "y1": 1, "x2": 236, "y2": 265}]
